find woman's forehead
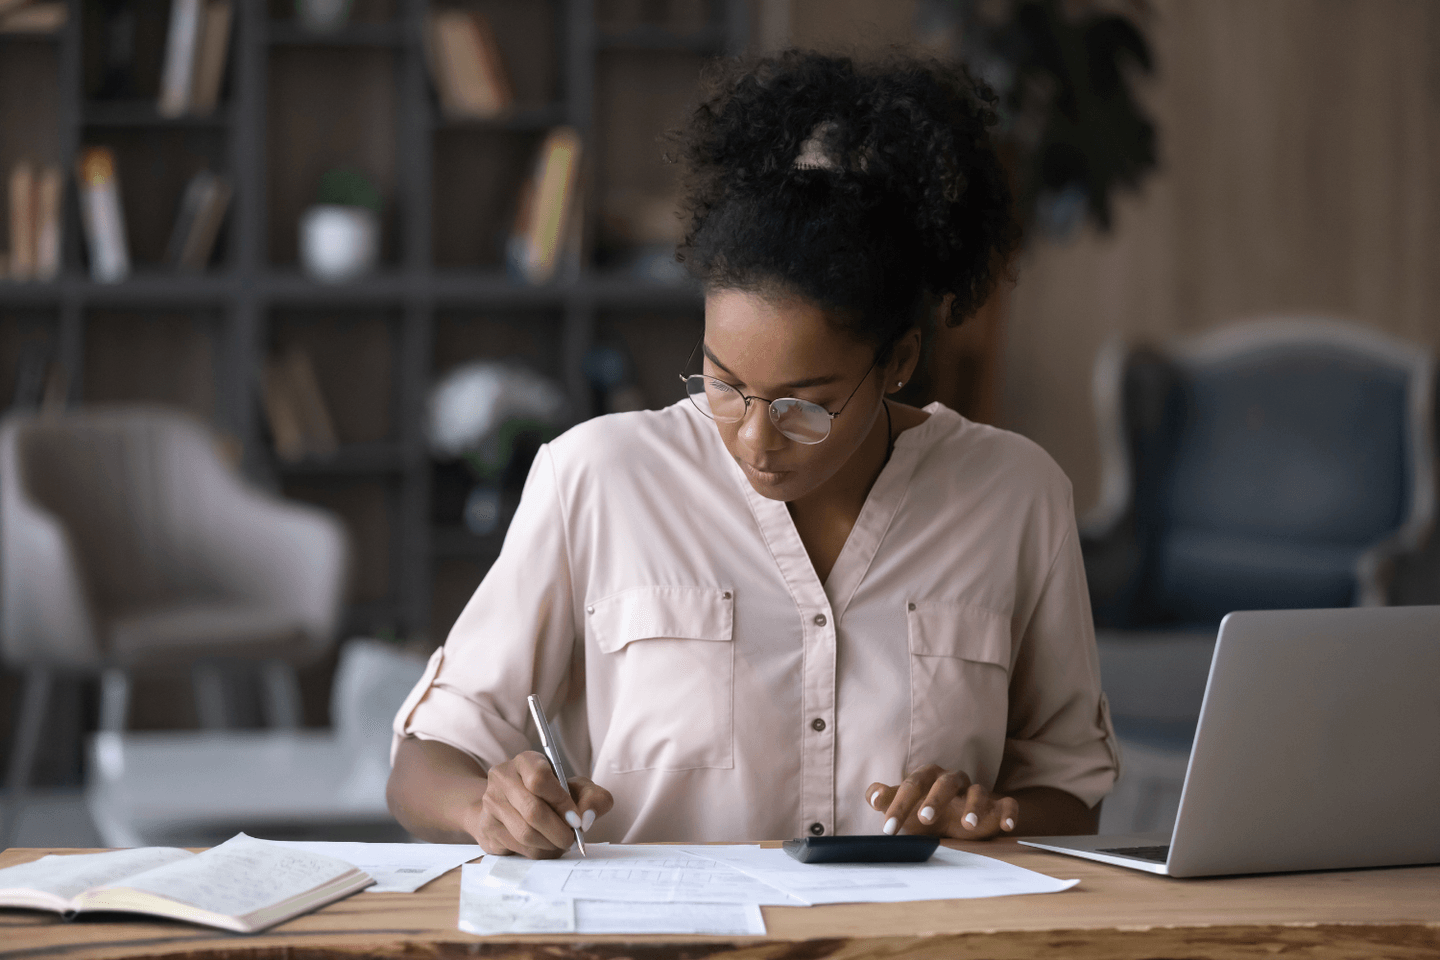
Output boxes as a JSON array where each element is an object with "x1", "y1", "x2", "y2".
[{"x1": 703, "y1": 288, "x2": 871, "y2": 385}]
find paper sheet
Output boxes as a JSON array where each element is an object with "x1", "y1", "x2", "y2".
[
  {"x1": 459, "y1": 863, "x2": 766, "y2": 936},
  {"x1": 272, "y1": 841, "x2": 482, "y2": 893},
  {"x1": 484, "y1": 844, "x2": 804, "y2": 905},
  {"x1": 573, "y1": 899, "x2": 765, "y2": 935},
  {"x1": 684, "y1": 844, "x2": 1079, "y2": 904}
]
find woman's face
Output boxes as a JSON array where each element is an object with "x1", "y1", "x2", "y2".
[{"x1": 701, "y1": 288, "x2": 897, "y2": 503}]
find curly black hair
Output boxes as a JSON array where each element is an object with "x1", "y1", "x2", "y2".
[{"x1": 675, "y1": 50, "x2": 1022, "y2": 359}]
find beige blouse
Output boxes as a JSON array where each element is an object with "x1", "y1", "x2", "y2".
[{"x1": 393, "y1": 401, "x2": 1119, "y2": 843}]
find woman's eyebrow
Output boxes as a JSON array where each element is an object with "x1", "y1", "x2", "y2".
[{"x1": 702, "y1": 343, "x2": 843, "y2": 389}]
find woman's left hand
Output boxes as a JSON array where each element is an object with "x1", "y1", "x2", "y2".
[{"x1": 866, "y1": 764, "x2": 1019, "y2": 840}]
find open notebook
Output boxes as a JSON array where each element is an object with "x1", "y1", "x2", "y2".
[{"x1": 0, "y1": 833, "x2": 372, "y2": 933}]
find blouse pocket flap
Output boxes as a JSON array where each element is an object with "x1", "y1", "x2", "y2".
[
  {"x1": 907, "y1": 601, "x2": 1011, "y2": 668},
  {"x1": 590, "y1": 585, "x2": 734, "y2": 654}
]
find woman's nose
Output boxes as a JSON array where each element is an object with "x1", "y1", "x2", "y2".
[{"x1": 737, "y1": 398, "x2": 784, "y2": 451}]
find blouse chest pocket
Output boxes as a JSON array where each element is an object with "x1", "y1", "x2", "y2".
[
  {"x1": 906, "y1": 601, "x2": 1012, "y2": 778},
  {"x1": 588, "y1": 585, "x2": 735, "y2": 772}
]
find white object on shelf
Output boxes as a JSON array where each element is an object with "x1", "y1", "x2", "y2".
[{"x1": 299, "y1": 204, "x2": 378, "y2": 283}]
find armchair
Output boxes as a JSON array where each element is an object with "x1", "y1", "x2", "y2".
[
  {"x1": 1082, "y1": 318, "x2": 1435, "y2": 831},
  {"x1": 1, "y1": 406, "x2": 348, "y2": 844}
]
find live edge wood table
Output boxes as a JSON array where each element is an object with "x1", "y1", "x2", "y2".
[{"x1": 2, "y1": 842, "x2": 1437, "y2": 960}]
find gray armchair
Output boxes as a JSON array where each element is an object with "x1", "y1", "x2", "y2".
[
  {"x1": 1, "y1": 406, "x2": 348, "y2": 843},
  {"x1": 1082, "y1": 318, "x2": 1435, "y2": 831}
]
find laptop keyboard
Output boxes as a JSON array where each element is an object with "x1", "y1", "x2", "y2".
[{"x1": 1098, "y1": 845, "x2": 1170, "y2": 863}]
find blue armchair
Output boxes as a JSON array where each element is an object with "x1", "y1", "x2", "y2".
[{"x1": 1081, "y1": 318, "x2": 1435, "y2": 831}]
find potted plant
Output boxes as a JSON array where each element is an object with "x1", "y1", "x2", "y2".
[
  {"x1": 299, "y1": 167, "x2": 383, "y2": 283},
  {"x1": 899, "y1": 0, "x2": 1158, "y2": 422}
]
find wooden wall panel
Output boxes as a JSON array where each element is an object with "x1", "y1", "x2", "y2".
[{"x1": 1001, "y1": 0, "x2": 1440, "y2": 512}]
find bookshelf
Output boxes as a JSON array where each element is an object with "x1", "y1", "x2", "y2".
[{"x1": 0, "y1": 0, "x2": 745, "y2": 643}]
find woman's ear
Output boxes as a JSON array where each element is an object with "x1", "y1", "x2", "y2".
[{"x1": 887, "y1": 327, "x2": 924, "y2": 394}]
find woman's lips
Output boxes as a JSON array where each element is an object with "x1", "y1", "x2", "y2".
[{"x1": 739, "y1": 460, "x2": 789, "y2": 485}]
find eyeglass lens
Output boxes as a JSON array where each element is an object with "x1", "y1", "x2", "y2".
[{"x1": 685, "y1": 376, "x2": 833, "y2": 444}]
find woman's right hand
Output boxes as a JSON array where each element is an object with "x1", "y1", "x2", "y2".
[{"x1": 469, "y1": 750, "x2": 614, "y2": 858}]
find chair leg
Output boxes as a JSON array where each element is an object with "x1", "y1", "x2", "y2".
[
  {"x1": 2, "y1": 667, "x2": 53, "y2": 850},
  {"x1": 260, "y1": 660, "x2": 302, "y2": 730}
]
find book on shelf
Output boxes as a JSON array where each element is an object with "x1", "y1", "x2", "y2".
[
  {"x1": 0, "y1": 1, "x2": 65, "y2": 33},
  {"x1": 425, "y1": 9, "x2": 513, "y2": 119},
  {"x1": 189, "y1": 0, "x2": 232, "y2": 116},
  {"x1": 6, "y1": 343, "x2": 67, "y2": 414},
  {"x1": 76, "y1": 147, "x2": 130, "y2": 282},
  {"x1": 508, "y1": 127, "x2": 583, "y2": 285},
  {"x1": 263, "y1": 346, "x2": 339, "y2": 462},
  {"x1": 40, "y1": 358, "x2": 67, "y2": 413},
  {"x1": 7, "y1": 162, "x2": 34, "y2": 280},
  {"x1": 157, "y1": 0, "x2": 203, "y2": 118},
  {"x1": 0, "y1": 833, "x2": 372, "y2": 934},
  {"x1": 9, "y1": 341, "x2": 50, "y2": 410},
  {"x1": 165, "y1": 170, "x2": 231, "y2": 271},
  {"x1": 4, "y1": 162, "x2": 61, "y2": 282},
  {"x1": 34, "y1": 164, "x2": 61, "y2": 280}
]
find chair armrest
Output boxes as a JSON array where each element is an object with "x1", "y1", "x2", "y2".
[
  {"x1": 1354, "y1": 526, "x2": 1433, "y2": 607},
  {"x1": 0, "y1": 455, "x2": 100, "y2": 668},
  {"x1": 197, "y1": 477, "x2": 350, "y2": 664}
]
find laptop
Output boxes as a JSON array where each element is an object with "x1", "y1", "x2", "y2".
[{"x1": 1020, "y1": 605, "x2": 1440, "y2": 877}]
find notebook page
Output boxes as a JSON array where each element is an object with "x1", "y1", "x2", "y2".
[
  {"x1": 0, "y1": 847, "x2": 191, "y2": 902},
  {"x1": 96, "y1": 834, "x2": 367, "y2": 918}
]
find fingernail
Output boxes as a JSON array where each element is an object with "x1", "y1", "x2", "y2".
[
  {"x1": 1003, "y1": 818, "x2": 1015, "y2": 831},
  {"x1": 564, "y1": 811, "x2": 582, "y2": 829},
  {"x1": 581, "y1": 809, "x2": 595, "y2": 832},
  {"x1": 870, "y1": 790, "x2": 881, "y2": 807},
  {"x1": 919, "y1": 806, "x2": 935, "y2": 823},
  {"x1": 883, "y1": 817, "x2": 899, "y2": 835},
  {"x1": 963, "y1": 812, "x2": 978, "y2": 829}
]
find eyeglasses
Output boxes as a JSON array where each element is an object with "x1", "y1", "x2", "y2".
[{"x1": 678, "y1": 341, "x2": 878, "y2": 445}]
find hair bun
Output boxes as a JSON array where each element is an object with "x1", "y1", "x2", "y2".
[{"x1": 677, "y1": 50, "x2": 1021, "y2": 346}]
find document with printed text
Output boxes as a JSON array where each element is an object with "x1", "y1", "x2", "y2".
[
  {"x1": 486, "y1": 843, "x2": 804, "y2": 905},
  {"x1": 683, "y1": 844, "x2": 1079, "y2": 904},
  {"x1": 459, "y1": 861, "x2": 766, "y2": 935}
]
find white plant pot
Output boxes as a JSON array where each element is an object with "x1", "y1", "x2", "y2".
[
  {"x1": 300, "y1": 204, "x2": 379, "y2": 283},
  {"x1": 296, "y1": 0, "x2": 352, "y2": 32}
]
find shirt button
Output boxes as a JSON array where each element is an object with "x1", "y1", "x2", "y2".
[
  {"x1": 810, "y1": 822, "x2": 825, "y2": 836},
  {"x1": 722, "y1": 591, "x2": 731, "y2": 599},
  {"x1": 811, "y1": 717, "x2": 825, "y2": 732},
  {"x1": 586, "y1": 605, "x2": 594, "y2": 614},
  {"x1": 908, "y1": 602, "x2": 916, "y2": 611},
  {"x1": 814, "y1": 614, "x2": 827, "y2": 627}
]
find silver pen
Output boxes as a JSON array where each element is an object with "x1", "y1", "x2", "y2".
[{"x1": 526, "y1": 694, "x2": 586, "y2": 856}]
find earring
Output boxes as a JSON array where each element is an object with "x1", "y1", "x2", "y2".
[{"x1": 896, "y1": 381, "x2": 904, "y2": 387}]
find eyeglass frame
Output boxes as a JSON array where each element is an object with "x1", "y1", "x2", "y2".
[{"x1": 677, "y1": 337, "x2": 880, "y2": 444}]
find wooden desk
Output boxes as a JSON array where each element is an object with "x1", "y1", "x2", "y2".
[{"x1": 2, "y1": 842, "x2": 1437, "y2": 960}]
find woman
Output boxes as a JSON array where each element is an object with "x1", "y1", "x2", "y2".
[{"x1": 387, "y1": 51, "x2": 1119, "y2": 859}]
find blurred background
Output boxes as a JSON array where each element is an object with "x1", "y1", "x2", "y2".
[{"x1": 1, "y1": 0, "x2": 1437, "y2": 849}]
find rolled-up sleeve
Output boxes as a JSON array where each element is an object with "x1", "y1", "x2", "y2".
[
  {"x1": 391, "y1": 445, "x2": 580, "y2": 769},
  {"x1": 996, "y1": 522, "x2": 1121, "y2": 807}
]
